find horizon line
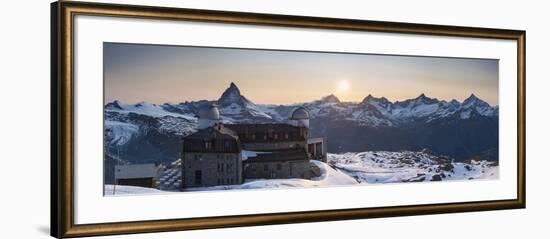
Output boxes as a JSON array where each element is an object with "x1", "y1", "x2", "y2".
[{"x1": 106, "y1": 93, "x2": 498, "y2": 107}]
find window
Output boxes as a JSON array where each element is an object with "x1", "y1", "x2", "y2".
[
  {"x1": 194, "y1": 170, "x2": 202, "y2": 185},
  {"x1": 264, "y1": 165, "x2": 268, "y2": 171},
  {"x1": 284, "y1": 133, "x2": 289, "y2": 139},
  {"x1": 221, "y1": 163, "x2": 224, "y2": 173},
  {"x1": 277, "y1": 164, "x2": 282, "y2": 170},
  {"x1": 224, "y1": 140, "x2": 231, "y2": 151}
]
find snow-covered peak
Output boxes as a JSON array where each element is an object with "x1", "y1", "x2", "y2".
[
  {"x1": 134, "y1": 101, "x2": 157, "y2": 108},
  {"x1": 105, "y1": 100, "x2": 195, "y2": 119},
  {"x1": 462, "y1": 94, "x2": 489, "y2": 108},
  {"x1": 361, "y1": 94, "x2": 392, "y2": 113},
  {"x1": 413, "y1": 93, "x2": 439, "y2": 105},
  {"x1": 388, "y1": 94, "x2": 441, "y2": 120},
  {"x1": 106, "y1": 87, "x2": 498, "y2": 129},
  {"x1": 319, "y1": 94, "x2": 340, "y2": 103},
  {"x1": 458, "y1": 94, "x2": 495, "y2": 118},
  {"x1": 362, "y1": 94, "x2": 390, "y2": 105},
  {"x1": 450, "y1": 99, "x2": 460, "y2": 106},
  {"x1": 394, "y1": 93, "x2": 436, "y2": 109},
  {"x1": 105, "y1": 100, "x2": 123, "y2": 110},
  {"x1": 225, "y1": 82, "x2": 241, "y2": 96},
  {"x1": 217, "y1": 82, "x2": 253, "y2": 107}
]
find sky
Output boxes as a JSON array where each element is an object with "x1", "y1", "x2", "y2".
[{"x1": 104, "y1": 43, "x2": 499, "y2": 106}]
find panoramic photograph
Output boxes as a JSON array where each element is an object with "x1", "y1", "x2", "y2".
[{"x1": 103, "y1": 42, "x2": 499, "y2": 195}]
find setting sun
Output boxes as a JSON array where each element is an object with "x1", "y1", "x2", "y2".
[{"x1": 338, "y1": 79, "x2": 350, "y2": 91}]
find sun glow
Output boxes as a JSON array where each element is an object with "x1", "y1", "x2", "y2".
[{"x1": 338, "y1": 79, "x2": 350, "y2": 91}]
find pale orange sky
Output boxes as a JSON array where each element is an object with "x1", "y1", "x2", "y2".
[{"x1": 104, "y1": 43, "x2": 499, "y2": 105}]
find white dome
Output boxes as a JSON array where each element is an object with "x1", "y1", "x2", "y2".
[
  {"x1": 290, "y1": 107, "x2": 309, "y2": 120},
  {"x1": 197, "y1": 104, "x2": 220, "y2": 120}
]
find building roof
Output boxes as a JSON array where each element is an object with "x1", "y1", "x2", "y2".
[
  {"x1": 245, "y1": 149, "x2": 308, "y2": 162},
  {"x1": 226, "y1": 123, "x2": 303, "y2": 132},
  {"x1": 182, "y1": 126, "x2": 241, "y2": 153},
  {"x1": 225, "y1": 123, "x2": 307, "y2": 142},
  {"x1": 196, "y1": 104, "x2": 220, "y2": 120},
  {"x1": 307, "y1": 137, "x2": 325, "y2": 144},
  {"x1": 115, "y1": 164, "x2": 157, "y2": 179},
  {"x1": 290, "y1": 107, "x2": 309, "y2": 120},
  {"x1": 184, "y1": 126, "x2": 238, "y2": 140}
]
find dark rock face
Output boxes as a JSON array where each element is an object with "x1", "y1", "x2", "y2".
[
  {"x1": 217, "y1": 82, "x2": 253, "y2": 107},
  {"x1": 431, "y1": 174, "x2": 443, "y2": 181}
]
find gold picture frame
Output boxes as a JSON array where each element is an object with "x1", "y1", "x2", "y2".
[{"x1": 51, "y1": 1, "x2": 526, "y2": 238}]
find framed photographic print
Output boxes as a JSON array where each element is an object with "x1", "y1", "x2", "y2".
[{"x1": 51, "y1": 1, "x2": 526, "y2": 238}]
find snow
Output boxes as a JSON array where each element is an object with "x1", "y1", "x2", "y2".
[
  {"x1": 218, "y1": 103, "x2": 243, "y2": 115},
  {"x1": 460, "y1": 109, "x2": 472, "y2": 119},
  {"x1": 389, "y1": 101, "x2": 441, "y2": 119},
  {"x1": 104, "y1": 150, "x2": 498, "y2": 195},
  {"x1": 104, "y1": 120, "x2": 139, "y2": 145},
  {"x1": 255, "y1": 104, "x2": 284, "y2": 120},
  {"x1": 104, "y1": 185, "x2": 169, "y2": 196},
  {"x1": 241, "y1": 150, "x2": 272, "y2": 160},
  {"x1": 107, "y1": 92, "x2": 498, "y2": 133},
  {"x1": 327, "y1": 151, "x2": 498, "y2": 184},
  {"x1": 218, "y1": 102, "x2": 274, "y2": 121},
  {"x1": 310, "y1": 160, "x2": 358, "y2": 185},
  {"x1": 106, "y1": 101, "x2": 195, "y2": 120},
  {"x1": 157, "y1": 116, "x2": 197, "y2": 136},
  {"x1": 185, "y1": 160, "x2": 357, "y2": 191},
  {"x1": 350, "y1": 110, "x2": 393, "y2": 127},
  {"x1": 247, "y1": 107, "x2": 273, "y2": 119}
]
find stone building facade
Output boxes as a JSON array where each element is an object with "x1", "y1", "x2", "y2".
[
  {"x1": 181, "y1": 105, "x2": 326, "y2": 189},
  {"x1": 242, "y1": 149, "x2": 312, "y2": 179},
  {"x1": 181, "y1": 105, "x2": 243, "y2": 188}
]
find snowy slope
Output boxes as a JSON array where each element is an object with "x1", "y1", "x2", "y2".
[
  {"x1": 328, "y1": 151, "x2": 498, "y2": 183},
  {"x1": 105, "y1": 149, "x2": 498, "y2": 195},
  {"x1": 104, "y1": 185, "x2": 169, "y2": 196},
  {"x1": 184, "y1": 160, "x2": 358, "y2": 191},
  {"x1": 104, "y1": 120, "x2": 139, "y2": 146},
  {"x1": 106, "y1": 101, "x2": 196, "y2": 120}
]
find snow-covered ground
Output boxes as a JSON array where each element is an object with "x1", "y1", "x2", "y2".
[
  {"x1": 105, "y1": 151, "x2": 498, "y2": 195},
  {"x1": 104, "y1": 184, "x2": 168, "y2": 196},
  {"x1": 328, "y1": 151, "x2": 498, "y2": 183},
  {"x1": 184, "y1": 160, "x2": 357, "y2": 191}
]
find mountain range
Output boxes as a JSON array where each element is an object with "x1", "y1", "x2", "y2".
[{"x1": 104, "y1": 82, "x2": 498, "y2": 173}]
